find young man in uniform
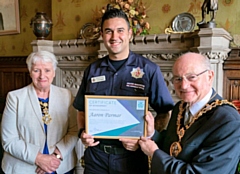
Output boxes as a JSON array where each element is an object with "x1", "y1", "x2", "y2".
[{"x1": 73, "y1": 7, "x2": 174, "y2": 174}]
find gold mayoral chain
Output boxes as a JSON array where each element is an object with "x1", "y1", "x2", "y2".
[
  {"x1": 39, "y1": 101, "x2": 52, "y2": 125},
  {"x1": 170, "y1": 98, "x2": 237, "y2": 157}
]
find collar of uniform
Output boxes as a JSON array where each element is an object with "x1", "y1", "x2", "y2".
[
  {"x1": 99, "y1": 56, "x2": 110, "y2": 67},
  {"x1": 126, "y1": 51, "x2": 139, "y2": 66},
  {"x1": 99, "y1": 51, "x2": 137, "y2": 68}
]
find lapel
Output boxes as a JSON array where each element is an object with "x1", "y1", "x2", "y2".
[
  {"x1": 28, "y1": 83, "x2": 45, "y2": 131},
  {"x1": 48, "y1": 84, "x2": 57, "y2": 126},
  {"x1": 48, "y1": 84, "x2": 66, "y2": 133},
  {"x1": 181, "y1": 89, "x2": 221, "y2": 142}
]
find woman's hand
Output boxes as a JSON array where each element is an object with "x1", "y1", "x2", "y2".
[{"x1": 35, "y1": 152, "x2": 61, "y2": 173}]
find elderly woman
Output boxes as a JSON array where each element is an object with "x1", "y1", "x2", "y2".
[{"x1": 1, "y1": 51, "x2": 78, "y2": 174}]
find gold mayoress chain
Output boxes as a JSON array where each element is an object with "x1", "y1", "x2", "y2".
[
  {"x1": 39, "y1": 101, "x2": 52, "y2": 125},
  {"x1": 170, "y1": 99, "x2": 237, "y2": 157}
]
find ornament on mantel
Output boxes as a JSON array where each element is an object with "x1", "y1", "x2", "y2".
[
  {"x1": 30, "y1": 12, "x2": 53, "y2": 40},
  {"x1": 197, "y1": 0, "x2": 218, "y2": 28}
]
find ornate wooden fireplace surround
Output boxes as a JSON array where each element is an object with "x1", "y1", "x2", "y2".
[{"x1": 31, "y1": 28, "x2": 232, "y2": 101}]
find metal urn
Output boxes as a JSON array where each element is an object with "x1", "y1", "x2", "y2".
[{"x1": 30, "y1": 12, "x2": 53, "y2": 40}]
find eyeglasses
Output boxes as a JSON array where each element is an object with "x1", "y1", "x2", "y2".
[{"x1": 171, "y1": 70, "x2": 209, "y2": 84}]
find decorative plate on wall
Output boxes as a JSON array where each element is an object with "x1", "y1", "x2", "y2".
[
  {"x1": 79, "y1": 23, "x2": 100, "y2": 40},
  {"x1": 171, "y1": 13, "x2": 195, "y2": 32}
]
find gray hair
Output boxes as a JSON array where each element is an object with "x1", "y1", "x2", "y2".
[{"x1": 26, "y1": 51, "x2": 58, "y2": 71}]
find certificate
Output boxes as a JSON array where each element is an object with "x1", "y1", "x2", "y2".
[{"x1": 85, "y1": 95, "x2": 148, "y2": 139}]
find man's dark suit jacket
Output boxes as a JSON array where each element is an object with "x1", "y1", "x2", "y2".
[{"x1": 151, "y1": 89, "x2": 240, "y2": 174}]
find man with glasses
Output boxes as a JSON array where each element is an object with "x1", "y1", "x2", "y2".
[{"x1": 139, "y1": 52, "x2": 240, "y2": 173}]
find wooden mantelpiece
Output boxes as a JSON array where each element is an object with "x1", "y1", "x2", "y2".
[{"x1": 31, "y1": 28, "x2": 232, "y2": 101}]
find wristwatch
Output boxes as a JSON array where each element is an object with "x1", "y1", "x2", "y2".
[
  {"x1": 78, "y1": 128, "x2": 85, "y2": 138},
  {"x1": 53, "y1": 152, "x2": 62, "y2": 161}
]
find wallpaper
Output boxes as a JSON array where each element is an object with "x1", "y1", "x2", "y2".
[
  {"x1": 0, "y1": 0, "x2": 51, "y2": 56},
  {"x1": 0, "y1": 0, "x2": 239, "y2": 56}
]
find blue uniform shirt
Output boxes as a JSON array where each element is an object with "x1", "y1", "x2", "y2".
[{"x1": 73, "y1": 51, "x2": 174, "y2": 114}]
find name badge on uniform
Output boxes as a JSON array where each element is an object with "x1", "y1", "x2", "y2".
[{"x1": 91, "y1": 75, "x2": 106, "y2": 83}]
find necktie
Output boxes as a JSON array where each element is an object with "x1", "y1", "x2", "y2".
[{"x1": 184, "y1": 105, "x2": 192, "y2": 125}]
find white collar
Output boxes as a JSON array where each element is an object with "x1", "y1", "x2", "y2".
[{"x1": 189, "y1": 88, "x2": 213, "y2": 116}]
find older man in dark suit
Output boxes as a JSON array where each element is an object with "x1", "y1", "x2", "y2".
[{"x1": 139, "y1": 52, "x2": 240, "y2": 174}]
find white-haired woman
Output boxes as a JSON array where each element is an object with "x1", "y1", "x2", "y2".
[{"x1": 1, "y1": 51, "x2": 78, "y2": 174}]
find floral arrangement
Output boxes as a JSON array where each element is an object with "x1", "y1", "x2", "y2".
[{"x1": 92, "y1": 0, "x2": 150, "y2": 37}]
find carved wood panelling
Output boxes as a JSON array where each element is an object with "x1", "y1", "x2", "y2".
[
  {"x1": 224, "y1": 74, "x2": 240, "y2": 101},
  {"x1": 229, "y1": 80, "x2": 240, "y2": 100},
  {"x1": 223, "y1": 48, "x2": 240, "y2": 101},
  {"x1": 0, "y1": 56, "x2": 31, "y2": 114}
]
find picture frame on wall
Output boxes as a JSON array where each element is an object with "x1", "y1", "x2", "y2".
[{"x1": 0, "y1": 0, "x2": 20, "y2": 35}]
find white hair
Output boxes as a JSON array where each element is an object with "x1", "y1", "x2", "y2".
[{"x1": 26, "y1": 51, "x2": 58, "y2": 71}]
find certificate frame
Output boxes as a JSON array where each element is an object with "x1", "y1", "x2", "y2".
[{"x1": 85, "y1": 95, "x2": 148, "y2": 139}]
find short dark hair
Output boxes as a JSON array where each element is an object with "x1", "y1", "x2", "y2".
[{"x1": 100, "y1": 5, "x2": 130, "y2": 31}]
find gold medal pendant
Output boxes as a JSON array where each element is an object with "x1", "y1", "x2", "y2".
[
  {"x1": 39, "y1": 100, "x2": 52, "y2": 125},
  {"x1": 42, "y1": 113, "x2": 52, "y2": 125},
  {"x1": 170, "y1": 142, "x2": 182, "y2": 157}
]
